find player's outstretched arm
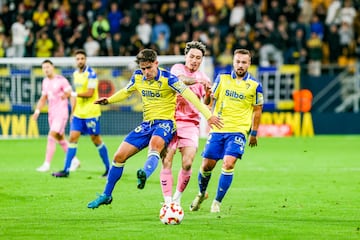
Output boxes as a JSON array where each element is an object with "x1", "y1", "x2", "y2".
[{"x1": 94, "y1": 97, "x2": 109, "y2": 105}]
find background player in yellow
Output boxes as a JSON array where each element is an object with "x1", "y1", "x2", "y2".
[
  {"x1": 52, "y1": 49, "x2": 110, "y2": 178},
  {"x1": 190, "y1": 49, "x2": 264, "y2": 213}
]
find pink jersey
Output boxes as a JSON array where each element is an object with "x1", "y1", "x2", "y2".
[
  {"x1": 42, "y1": 75, "x2": 72, "y2": 119},
  {"x1": 170, "y1": 63, "x2": 210, "y2": 125}
]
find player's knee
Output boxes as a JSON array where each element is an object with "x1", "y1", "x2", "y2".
[
  {"x1": 182, "y1": 160, "x2": 192, "y2": 171},
  {"x1": 160, "y1": 147, "x2": 168, "y2": 159},
  {"x1": 223, "y1": 161, "x2": 236, "y2": 170},
  {"x1": 201, "y1": 158, "x2": 216, "y2": 171},
  {"x1": 113, "y1": 154, "x2": 126, "y2": 163}
]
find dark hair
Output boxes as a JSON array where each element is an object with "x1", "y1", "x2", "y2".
[
  {"x1": 74, "y1": 49, "x2": 87, "y2": 57},
  {"x1": 234, "y1": 49, "x2": 252, "y2": 59},
  {"x1": 184, "y1": 41, "x2": 206, "y2": 56},
  {"x1": 135, "y1": 49, "x2": 157, "y2": 64},
  {"x1": 42, "y1": 59, "x2": 53, "y2": 65}
]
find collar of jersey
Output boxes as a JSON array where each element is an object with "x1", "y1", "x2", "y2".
[
  {"x1": 231, "y1": 70, "x2": 249, "y2": 80},
  {"x1": 142, "y1": 67, "x2": 161, "y2": 81},
  {"x1": 79, "y1": 65, "x2": 88, "y2": 73}
]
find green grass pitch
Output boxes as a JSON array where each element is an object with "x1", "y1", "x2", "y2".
[{"x1": 0, "y1": 135, "x2": 359, "y2": 240}]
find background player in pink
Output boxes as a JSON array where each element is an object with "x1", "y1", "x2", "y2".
[
  {"x1": 160, "y1": 41, "x2": 212, "y2": 204},
  {"x1": 33, "y1": 59, "x2": 78, "y2": 172}
]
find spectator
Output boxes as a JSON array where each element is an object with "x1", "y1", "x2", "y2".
[
  {"x1": 326, "y1": 24, "x2": 341, "y2": 64},
  {"x1": 107, "y1": 2, "x2": 123, "y2": 35},
  {"x1": 202, "y1": 0, "x2": 217, "y2": 18},
  {"x1": 109, "y1": 32, "x2": 124, "y2": 56},
  {"x1": 35, "y1": 31, "x2": 54, "y2": 57},
  {"x1": 286, "y1": 28, "x2": 307, "y2": 65},
  {"x1": 151, "y1": 14, "x2": 170, "y2": 52},
  {"x1": 10, "y1": 15, "x2": 29, "y2": 57},
  {"x1": 282, "y1": 0, "x2": 301, "y2": 29},
  {"x1": 170, "y1": 13, "x2": 188, "y2": 42},
  {"x1": 244, "y1": 0, "x2": 260, "y2": 27},
  {"x1": 0, "y1": 31, "x2": 8, "y2": 57},
  {"x1": 229, "y1": 2, "x2": 245, "y2": 28},
  {"x1": 190, "y1": 0, "x2": 206, "y2": 32},
  {"x1": 307, "y1": 32, "x2": 323, "y2": 76},
  {"x1": 217, "y1": 1, "x2": 231, "y2": 38},
  {"x1": 60, "y1": 17, "x2": 74, "y2": 55},
  {"x1": 32, "y1": 1, "x2": 50, "y2": 32},
  {"x1": 314, "y1": 2, "x2": 327, "y2": 24},
  {"x1": 299, "y1": 0, "x2": 313, "y2": 25},
  {"x1": 325, "y1": 0, "x2": 342, "y2": 26},
  {"x1": 53, "y1": 4, "x2": 69, "y2": 29},
  {"x1": 84, "y1": 35, "x2": 100, "y2": 56},
  {"x1": 267, "y1": 0, "x2": 282, "y2": 24},
  {"x1": 310, "y1": 14, "x2": 324, "y2": 40},
  {"x1": 91, "y1": 13, "x2": 110, "y2": 56},
  {"x1": 339, "y1": 0, "x2": 357, "y2": 26},
  {"x1": 338, "y1": 20, "x2": 354, "y2": 57},
  {"x1": 161, "y1": 1, "x2": 177, "y2": 24},
  {"x1": 25, "y1": 31, "x2": 35, "y2": 57},
  {"x1": 119, "y1": 14, "x2": 135, "y2": 48},
  {"x1": 136, "y1": 16, "x2": 152, "y2": 48},
  {"x1": 53, "y1": 29, "x2": 65, "y2": 57},
  {"x1": 70, "y1": 1, "x2": 88, "y2": 26},
  {"x1": 1, "y1": 4, "x2": 14, "y2": 36}
]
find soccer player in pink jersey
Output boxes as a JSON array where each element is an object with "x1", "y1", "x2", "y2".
[
  {"x1": 160, "y1": 41, "x2": 212, "y2": 205},
  {"x1": 33, "y1": 59, "x2": 77, "y2": 172}
]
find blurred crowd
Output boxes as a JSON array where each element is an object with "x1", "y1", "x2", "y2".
[{"x1": 1, "y1": 0, "x2": 360, "y2": 74}]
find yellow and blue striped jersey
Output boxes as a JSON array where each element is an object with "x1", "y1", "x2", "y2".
[
  {"x1": 211, "y1": 71, "x2": 264, "y2": 134},
  {"x1": 108, "y1": 68, "x2": 199, "y2": 122},
  {"x1": 73, "y1": 65, "x2": 101, "y2": 118}
]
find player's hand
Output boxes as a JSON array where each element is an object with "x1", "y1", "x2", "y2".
[
  {"x1": 202, "y1": 79, "x2": 211, "y2": 90},
  {"x1": 61, "y1": 91, "x2": 71, "y2": 100},
  {"x1": 32, "y1": 109, "x2": 40, "y2": 120},
  {"x1": 207, "y1": 116, "x2": 223, "y2": 129},
  {"x1": 32, "y1": 112, "x2": 39, "y2": 120},
  {"x1": 248, "y1": 135, "x2": 258, "y2": 147},
  {"x1": 94, "y1": 97, "x2": 109, "y2": 105}
]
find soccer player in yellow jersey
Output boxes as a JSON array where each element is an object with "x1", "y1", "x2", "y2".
[
  {"x1": 52, "y1": 49, "x2": 110, "y2": 178},
  {"x1": 87, "y1": 49, "x2": 223, "y2": 209},
  {"x1": 190, "y1": 49, "x2": 264, "y2": 213}
]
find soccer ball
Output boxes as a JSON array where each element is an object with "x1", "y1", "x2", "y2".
[{"x1": 159, "y1": 202, "x2": 184, "y2": 225}]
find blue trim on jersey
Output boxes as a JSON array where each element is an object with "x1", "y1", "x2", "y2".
[
  {"x1": 126, "y1": 74, "x2": 136, "y2": 90},
  {"x1": 70, "y1": 116, "x2": 101, "y2": 135}
]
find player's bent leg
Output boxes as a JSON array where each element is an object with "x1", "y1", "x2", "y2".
[
  {"x1": 190, "y1": 192, "x2": 208, "y2": 211},
  {"x1": 137, "y1": 168, "x2": 147, "y2": 189},
  {"x1": 87, "y1": 193, "x2": 113, "y2": 209}
]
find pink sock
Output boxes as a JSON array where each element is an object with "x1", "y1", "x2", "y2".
[
  {"x1": 58, "y1": 139, "x2": 68, "y2": 152},
  {"x1": 176, "y1": 169, "x2": 192, "y2": 193},
  {"x1": 160, "y1": 168, "x2": 173, "y2": 198},
  {"x1": 45, "y1": 135, "x2": 56, "y2": 164}
]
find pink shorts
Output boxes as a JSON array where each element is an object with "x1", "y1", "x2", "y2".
[
  {"x1": 169, "y1": 122, "x2": 200, "y2": 150},
  {"x1": 48, "y1": 115, "x2": 68, "y2": 135}
]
